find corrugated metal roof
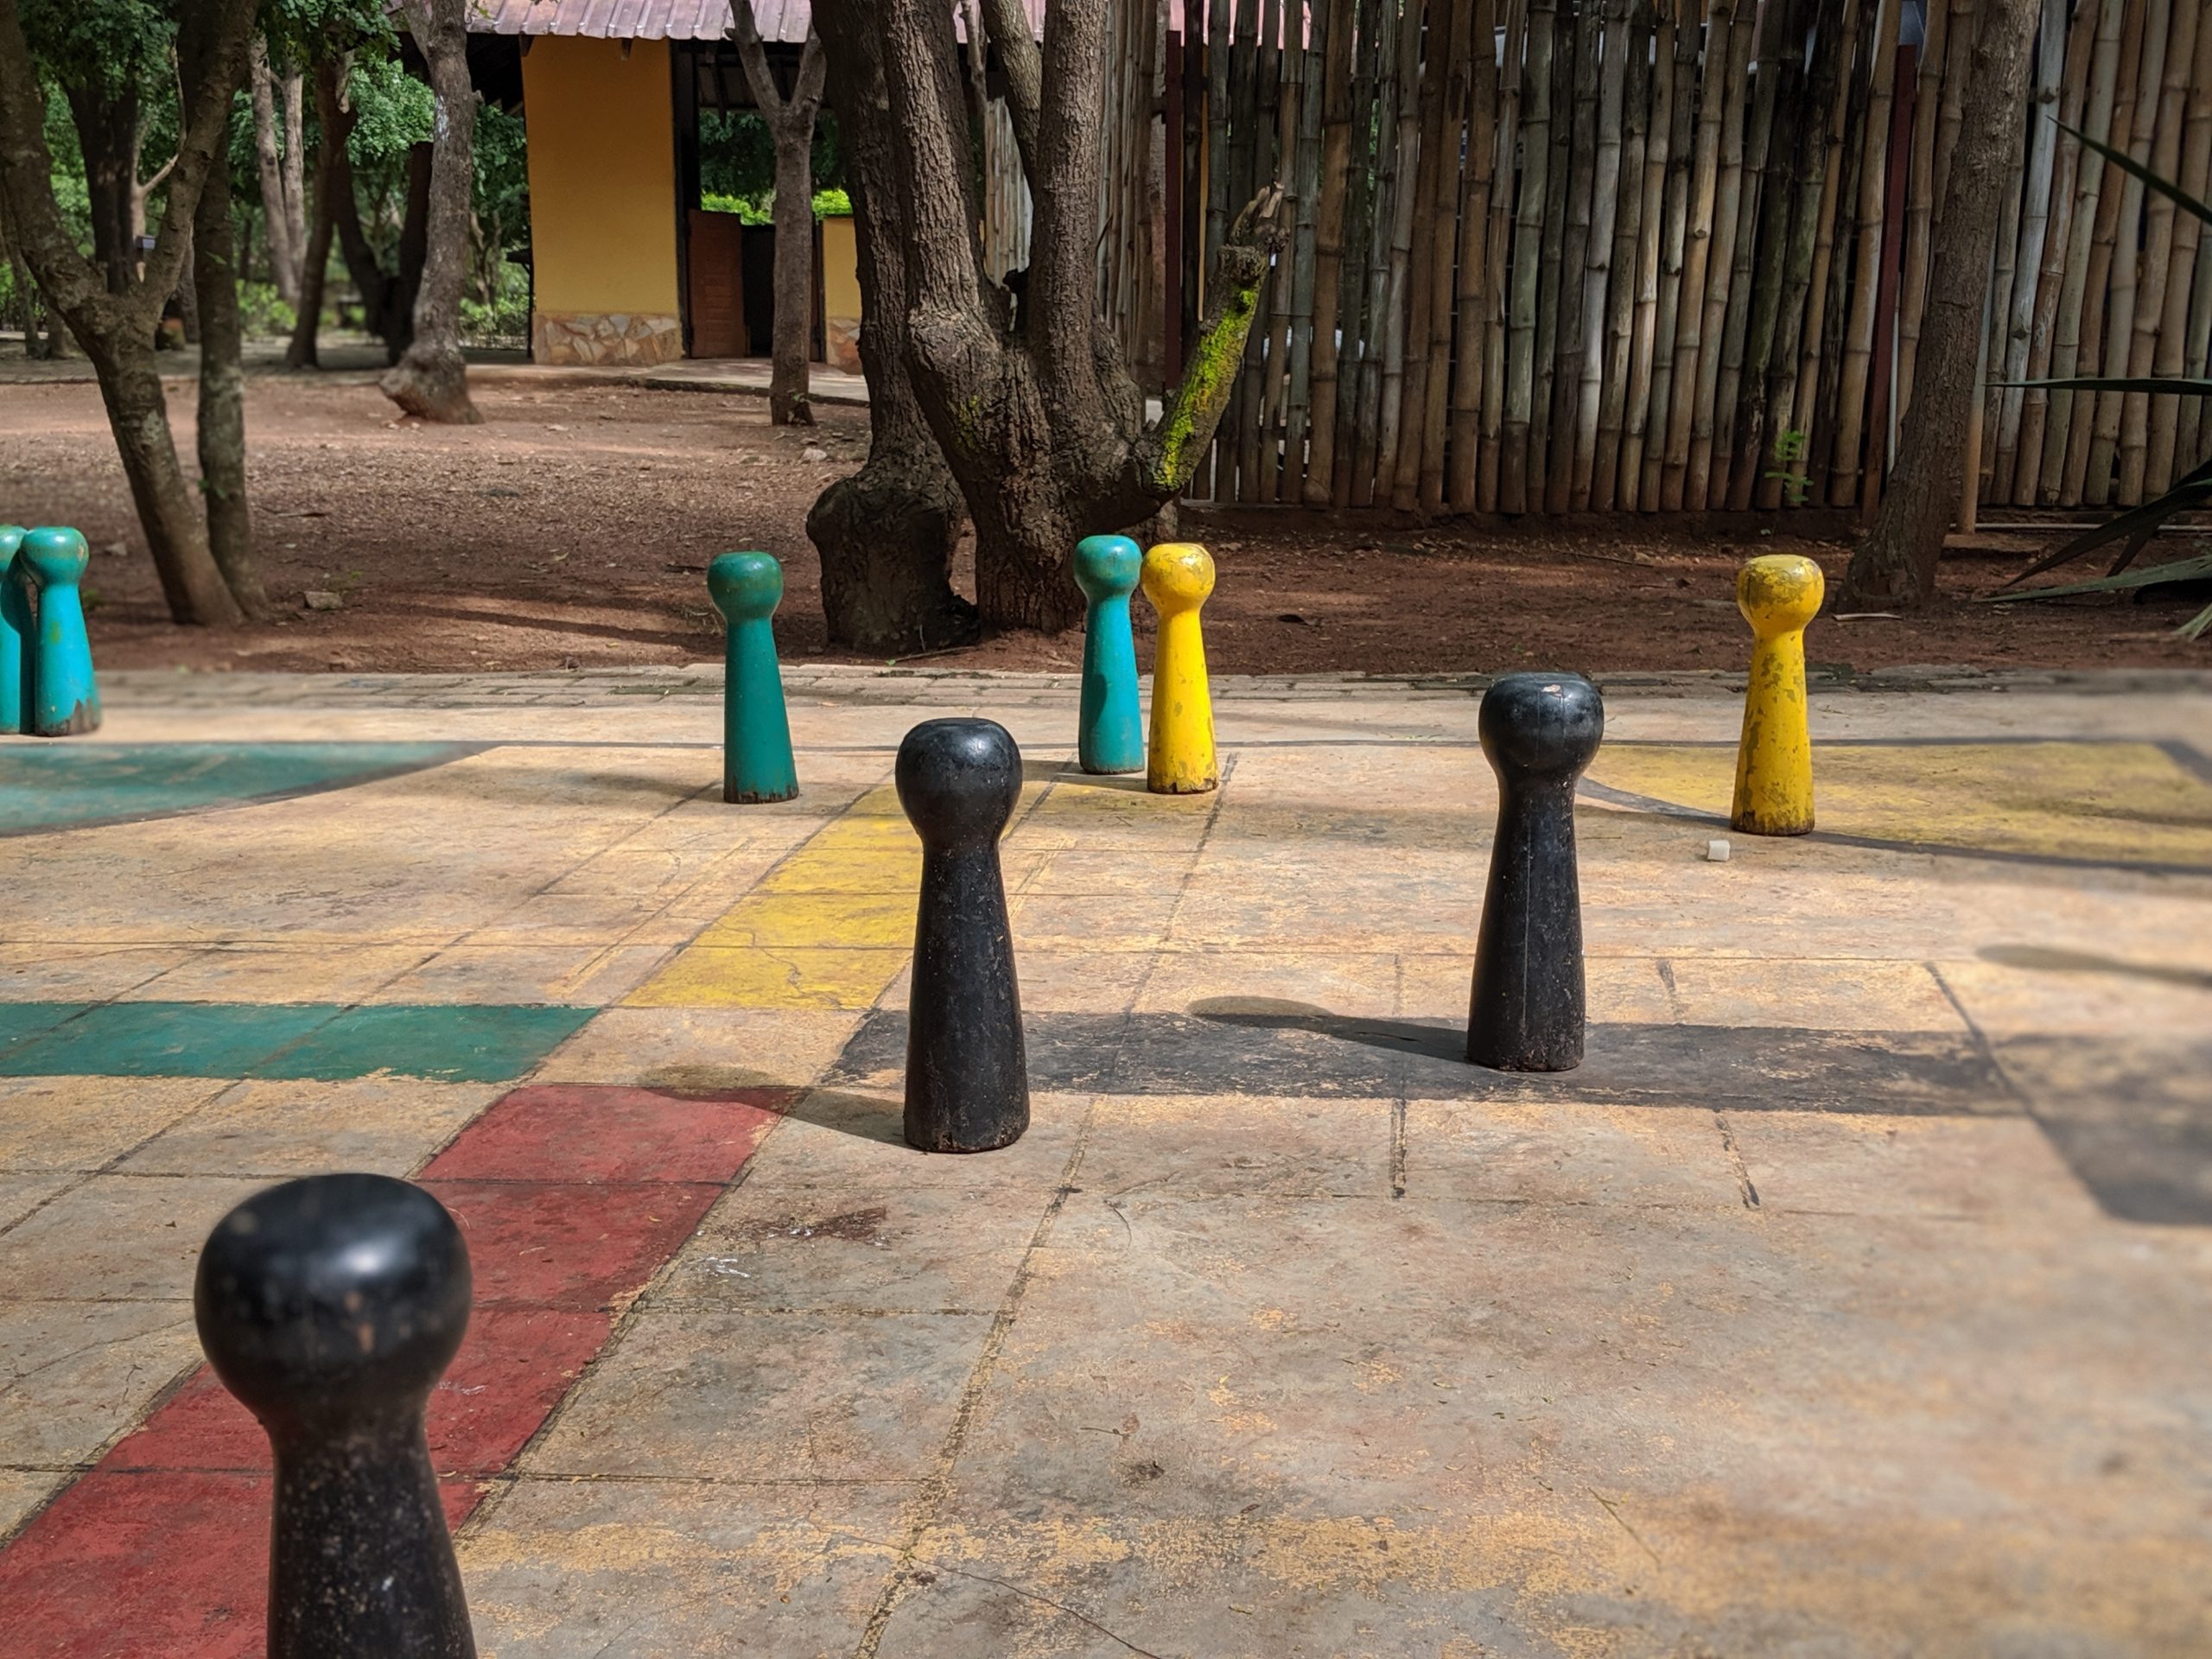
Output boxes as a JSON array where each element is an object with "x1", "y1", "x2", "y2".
[{"x1": 466, "y1": 0, "x2": 1040, "y2": 42}]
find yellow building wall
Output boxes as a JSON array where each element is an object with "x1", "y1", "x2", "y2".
[
  {"x1": 820, "y1": 214, "x2": 861, "y2": 373},
  {"x1": 522, "y1": 36, "x2": 682, "y2": 365}
]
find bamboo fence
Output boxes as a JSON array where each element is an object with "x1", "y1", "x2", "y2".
[{"x1": 1104, "y1": 0, "x2": 2212, "y2": 511}]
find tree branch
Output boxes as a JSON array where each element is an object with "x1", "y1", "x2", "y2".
[
  {"x1": 978, "y1": 0, "x2": 1041, "y2": 179},
  {"x1": 729, "y1": 0, "x2": 789, "y2": 121},
  {"x1": 0, "y1": 0, "x2": 105, "y2": 323},
  {"x1": 1136, "y1": 185, "x2": 1286, "y2": 495},
  {"x1": 137, "y1": 0, "x2": 258, "y2": 317}
]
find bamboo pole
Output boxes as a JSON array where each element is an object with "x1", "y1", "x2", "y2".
[
  {"x1": 1531, "y1": 0, "x2": 1578, "y2": 503},
  {"x1": 1231, "y1": 0, "x2": 1267, "y2": 503},
  {"x1": 1808, "y1": 3, "x2": 1872, "y2": 498},
  {"x1": 1826, "y1": 0, "x2": 1897, "y2": 507},
  {"x1": 1891, "y1": 0, "x2": 1949, "y2": 417},
  {"x1": 1479, "y1": 0, "x2": 1528, "y2": 508},
  {"x1": 1785, "y1": 0, "x2": 1859, "y2": 495},
  {"x1": 1304, "y1": 0, "x2": 1359, "y2": 501},
  {"x1": 1766, "y1": 0, "x2": 1853, "y2": 505},
  {"x1": 1573, "y1": 0, "x2": 1634, "y2": 507},
  {"x1": 1503, "y1": 0, "x2": 1559, "y2": 510},
  {"x1": 1452, "y1": 0, "x2": 1505, "y2": 508},
  {"x1": 1685, "y1": 0, "x2": 1758, "y2": 509},
  {"x1": 1349, "y1": 0, "x2": 1407, "y2": 504},
  {"x1": 1641, "y1": 0, "x2": 1703, "y2": 505},
  {"x1": 2118, "y1": 0, "x2": 2199, "y2": 503},
  {"x1": 1619, "y1": 0, "x2": 1679, "y2": 506},
  {"x1": 1391, "y1": 0, "x2": 1453, "y2": 509},
  {"x1": 1735, "y1": 0, "x2": 1821, "y2": 510},
  {"x1": 2009, "y1": 0, "x2": 2098, "y2": 505},
  {"x1": 2086, "y1": 0, "x2": 2171, "y2": 506},
  {"x1": 1594, "y1": 0, "x2": 1653, "y2": 508},
  {"x1": 1543, "y1": 0, "x2": 1603, "y2": 509},
  {"x1": 1660, "y1": 0, "x2": 1734, "y2": 508},
  {"x1": 1419, "y1": 0, "x2": 1478, "y2": 507},
  {"x1": 1285, "y1": 0, "x2": 1327, "y2": 503},
  {"x1": 2158, "y1": 14, "x2": 2212, "y2": 480},
  {"x1": 1707, "y1": 0, "x2": 1779, "y2": 508},
  {"x1": 2043, "y1": 0, "x2": 2131, "y2": 501},
  {"x1": 1332, "y1": 0, "x2": 1385, "y2": 503},
  {"x1": 1374, "y1": 0, "x2": 1425, "y2": 505},
  {"x1": 1991, "y1": 0, "x2": 2073, "y2": 500}
]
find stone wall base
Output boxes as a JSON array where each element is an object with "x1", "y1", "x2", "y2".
[
  {"x1": 825, "y1": 315, "x2": 861, "y2": 375},
  {"x1": 532, "y1": 310, "x2": 683, "y2": 367}
]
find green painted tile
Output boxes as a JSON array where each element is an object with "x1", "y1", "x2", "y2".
[
  {"x1": 0, "y1": 742, "x2": 477, "y2": 836},
  {"x1": 252, "y1": 1004, "x2": 597, "y2": 1084},
  {"x1": 0, "y1": 1002, "x2": 92, "y2": 1063},
  {"x1": 2, "y1": 1001, "x2": 339, "y2": 1077}
]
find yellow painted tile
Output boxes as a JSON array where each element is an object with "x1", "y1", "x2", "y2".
[
  {"x1": 695, "y1": 893, "x2": 915, "y2": 950},
  {"x1": 626, "y1": 946, "x2": 907, "y2": 1009}
]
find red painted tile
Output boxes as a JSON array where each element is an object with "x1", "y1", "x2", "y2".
[
  {"x1": 0, "y1": 1471, "x2": 479, "y2": 1659},
  {"x1": 0, "y1": 1077, "x2": 774, "y2": 1649},
  {"x1": 114, "y1": 1308, "x2": 613, "y2": 1478},
  {"x1": 420, "y1": 1084, "x2": 791, "y2": 1184},
  {"x1": 424, "y1": 1178, "x2": 725, "y2": 1307}
]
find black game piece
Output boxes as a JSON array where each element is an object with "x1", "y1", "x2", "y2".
[
  {"x1": 897, "y1": 717, "x2": 1030, "y2": 1152},
  {"x1": 1467, "y1": 672, "x2": 1605, "y2": 1071},
  {"x1": 194, "y1": 1173, "x2": 477, "y2": 1659}
]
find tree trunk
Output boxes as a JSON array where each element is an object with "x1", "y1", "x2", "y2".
[
  {"x1": 380, "y1": 0, "x2": 480, "y2": 422},
  {"x1": 183, "y1": 8, "x2": 263, "y2": 617},
  {"x1": 1842, "y1": 0, "x2": 2041, "y2": 607},
  {"x1": 733, "y1": 10, "x2": 826, "y2": 427},
  {"x1": 63, "y1": 83, "x2": 140, "y2": 296},
  {"x1": 838, "y1": 0, "x2": 1280, "y2": 635},
  {"x1": 286, "y1": 61, "x2": 346, "y2": 368},
  {"x1": 0, "y1": 0, "x2": 255, "y2": 625},
  {"x1": 807, "y1": 0, "x2": 977, "y2": 652},
  {"x1": 249, "y1": 39, "x2": 301, "y2": 308}
]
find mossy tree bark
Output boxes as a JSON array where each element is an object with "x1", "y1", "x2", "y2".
[
  {"x1": 1841, "y1": 0, "x2": 2040, "y2": 607},
  {"x1": 825, "y1": 0, "x2": 1283, "y2": 635},
  {"x1": 381, "y1": 0, "x2": 480, "y2": 423},
  {"x1": 732, "y1": 8, "x2": 826, "y2": 427},
  {"x1": 0, "y1": 0, "x2": 256, "y2": 626}
]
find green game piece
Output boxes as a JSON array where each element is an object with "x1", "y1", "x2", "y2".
[
  {"x1": 19, "y1": 526, "x2": 99, "y2": 737},
  {"x1": 708, "y1": 551, "x2": 798, "y2": 804},
  {"x1": 1, "y1": 525, "x2": 31, "y2": 735}
]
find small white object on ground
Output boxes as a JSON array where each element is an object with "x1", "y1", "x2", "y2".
[
  {"x1": 801, "y1": 446, "x2": 830, "y2": 462},
  {"x1": 1706, "y1": 837, "x2": 1731, "y2": 862},
  {"x1": 302, "y1": 590, "x2": 343, "y2": 612}
]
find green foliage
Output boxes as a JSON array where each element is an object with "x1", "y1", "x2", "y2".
[
  {"x1": 1992, "y1": 124, "x2": 2212, "y2": 643},
  {"x1": 1762, "y1": 429, "x2": 1812, "y2": 508},
  {"x1": 812, "y1": 188, "x2": 851, "y2": 218},
  {"x1": 696, "y1": 109, "x2": 845, "y2": 221},
  {"x1": 235, "y1": 280, "x2": 296, "y2": 336},
  {"x1": 460, "y1": 259, "x2": 531, "y2": 346},
  {"x1": 16, "y1": 0, "x2": 172, "y2": 102}
]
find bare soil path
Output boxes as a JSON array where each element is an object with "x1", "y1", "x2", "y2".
[{"x1": 1, "y1": 376, "x2": 2200, "y2": 675}]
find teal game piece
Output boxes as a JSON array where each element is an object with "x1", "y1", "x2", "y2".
[
  {"x1": 0, "y1": 525, "x2": 27, "y2": 735},
  {"x1": 20, "y1": 527, "x2": 98, "y2": 737},
  {"x1": 1072, "y1": 535, "x2": 1143, "y2": 775},
  {"x1": 707, "y1": 551, "x2": 798, "y2": 804}
]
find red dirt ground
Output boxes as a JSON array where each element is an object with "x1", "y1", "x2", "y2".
[{"x1": 1, "y1": 376, "x2": 2202, "y2": 676}]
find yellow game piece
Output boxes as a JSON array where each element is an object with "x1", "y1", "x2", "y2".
[
  {"x1": 1141, "y1": 542, "x2": 1217, "y2": 794},
  {"x1": 1731, "y1": 553, "x2": 1824, "y2": 836}
]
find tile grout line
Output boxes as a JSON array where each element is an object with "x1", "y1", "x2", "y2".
[
  {"x1": 848, "y1": 1103, "x2": 1100, "y2": 1658},
  {"x1": 1924, "y1": 960, "x2": 2036, "y2": 1112}
]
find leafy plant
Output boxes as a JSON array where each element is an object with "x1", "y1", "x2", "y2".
[
  {"x1": 1763, "y1": 427, "x2": 1812, "y2": 507},
  {"x1": 1988, "y1": 122, "x2": 2212, "y2": 642}
]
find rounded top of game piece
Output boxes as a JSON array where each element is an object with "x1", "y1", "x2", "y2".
[
  {"x1": 896, "y1": 717, "x2": 1022, "y2": 846},
  {"x1": 0, "y1": 526, "x2": 22, "y2": 565},
  {"x1": 708, "y1": 551, "x2": 784, "y2": 623},
  {"x1": 194, "y1": 1173, "x2": 471, "y2": 1434},
  {"x1": 1735, "y1": 554, "x2": 1824, "y2": 638},
  {"x1": 18, "y1": 526, "x2": 88, "y2": 586},
  {"x1": 1478, "y1": 672, "x2": 1605, "y2": 782},
  {"x1": 1072, "y1": 535, "x2": 1141, "y2": 601},
  {"x1": 1140, "y1": 542, "x2": 1215, "y2": 613}
]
